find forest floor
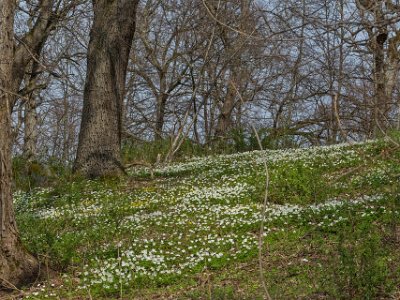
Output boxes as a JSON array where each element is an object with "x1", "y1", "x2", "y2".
[{"x1": 9, "y1": 138, "x2": 400, "y2": 299}]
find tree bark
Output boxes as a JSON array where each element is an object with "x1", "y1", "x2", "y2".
[
  {"x1": 214, "y1": 0, "x2": 251, "y2": 139},
  {"x1": 12, "y1": 0, "x2": 58, "y2": 105},
  {"x1": 155, "y1": 92, "x2": 168, "y2": 140},
  {"x1": 215, "y1": 77, "x2": 236, "y2": 138},
  {"x1": 74, "y1": 0, "x2": 139, "y2": 178},
  {"x1": 23, "y1": 95, "x2": 38, "y2": 162},
  {"x1": 23, "y1": 61, "x2": 41, "y2": 162},
  {"x1": 373, "y1": 12, "x2": 388, "y2": 136},
  {"x1": 0, "y1": 0, "x2": 39, "y2": 287}
]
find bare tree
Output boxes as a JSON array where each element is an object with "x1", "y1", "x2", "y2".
[
  {"x1": 130, "y1": 0, "x2": 193, "y2": 140},
  {"x1": 352, "y1": 0, "x2": 400, "y2": 135}
]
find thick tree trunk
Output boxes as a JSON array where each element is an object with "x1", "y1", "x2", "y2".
[
  {"x1": 74, "y1": 0, "x2": 139, "y2": 178},
  {"x1": 0, "y1": 109, "x2": 39, "y2": 287},
  {"x1": 0, "y1": 0, "x2": 39, "y2": 287}
]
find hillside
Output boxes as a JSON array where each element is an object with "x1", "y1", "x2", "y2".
[{"x1": 13, "y1": 139, "x2": 400, "y2": 299}]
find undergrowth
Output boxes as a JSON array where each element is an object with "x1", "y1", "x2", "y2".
[{"x1": 11, "y1": 137, "x2": 400, "y2": 299}]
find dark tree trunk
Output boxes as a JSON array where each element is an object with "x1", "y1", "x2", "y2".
[
  {"x1": 155, "y1": 93, "x2": 168, "y2": 140},
  {"x1": 373, "y1": 25, "x2": 388, "y2": 136},
  {"x1": 74, "y1": 0, "x2": 139, "y2": 178},
  {"x1": 214, "y1": 0, "x2": 250, "y2": 140},
  {"x1": 215, "y1": 81, "x2": 236, "y2": 138},
  {"x1": 23, "y1": 61, "x2": 41, "y2": 162},
  {"x1": 0, "y1": 0, "x2": 39, "y2": 287},
  {"x1": 11, "y1": 0, "x2": 56, "y2": 106},
  {"x1": 23, "y1": 95, "x2": 38, "y2": 162}
]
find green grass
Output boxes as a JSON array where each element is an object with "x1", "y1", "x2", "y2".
[{"x1": 12, "y1": 138, "x2": 400, "y2": 299}]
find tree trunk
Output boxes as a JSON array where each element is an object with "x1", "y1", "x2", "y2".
[
  {"x1": 0, "y1": 0, "x2": 39, "y2": 287},
  {"x1": 215, "y1": 80, "x2": 236, "y2": 138},
  {"x1": 373, "y1": 25, "x2": 388, "y2": 136},
  {"x1": 23, "y1": 60, "x2": 42, "y2": 162},
  {"x1": 23, "y1": 96, "x2": 38, "y2": 162},
  {"x1": 386, "y1": 32, "x2": 400, "y2": 103},
  {"x1": 61, "y1": 94, "x2": 70, "y2": 163},
  {"x1": 74, "y1": 0, "x2": 139, "y2": 178},
  {"x1": 155, "y1": 93, "x2": 168, "y2": 140},
  {"x1": 214, "y1": 0, "x2": 250, "y2": 140}
]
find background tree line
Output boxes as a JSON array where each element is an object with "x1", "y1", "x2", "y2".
[{"x1": 9, "y1": 0, "x2": 400, "y2": 166}]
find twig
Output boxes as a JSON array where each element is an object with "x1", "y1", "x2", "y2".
[
  {"x1": 332, "y1": 93, "x2": 349, "y2": 143},
  {"x1": 14, "y1": 35, "x2": 62, "y2": 79},
  {"x1": 0, "y1": 87, "x2": 30, "y2": 103},
  {"x1": 0, "y1": 276, "x2": 23, "y2": 293},
  {"x1": 376, "y1": 108, "x2": 400, "y2": 147},
  {"x1": 201, "y1": 0, "x2": 258, "y2": 39}
]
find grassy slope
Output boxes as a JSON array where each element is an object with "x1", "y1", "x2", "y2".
[{"x1": 14, "y1": 139, "x2": 400, "y2": 299}]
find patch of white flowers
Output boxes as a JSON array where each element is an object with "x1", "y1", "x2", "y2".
[
  {"x1": 15, "y1": 138, "x2": 397, "y2": 297},
  {"x1": 137, "y1": 140, "x2": 375, "y2": 177},
  {"x1": 78, "y1": 193, "x2": 385, "y2": 290}
]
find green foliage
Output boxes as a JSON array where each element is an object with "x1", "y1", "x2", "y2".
[
  {"x1": 121, "y1": 126, "x2": 311, "y2": 166},
  {"x1": 122, "y1": 137, "x2": 206, "y2": 164},
  {"x1": 212, "y1": 127, "x2": 304, "y2": 154},
  {"x1": 269, "y1": 161, "x2": 328, "y2": 204},
  {"x1": 12, "y1": 156, "x2": 72, "y2": 191},
  {"x1": 184, "y1": 285, "x2": 261, "y2": 300},
  {"x1": 335, "y1": 218, "x2": 392, "y2": 299},
  {"x1": 13, "y1": 157, "x2": 49, "y2": 190}
]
